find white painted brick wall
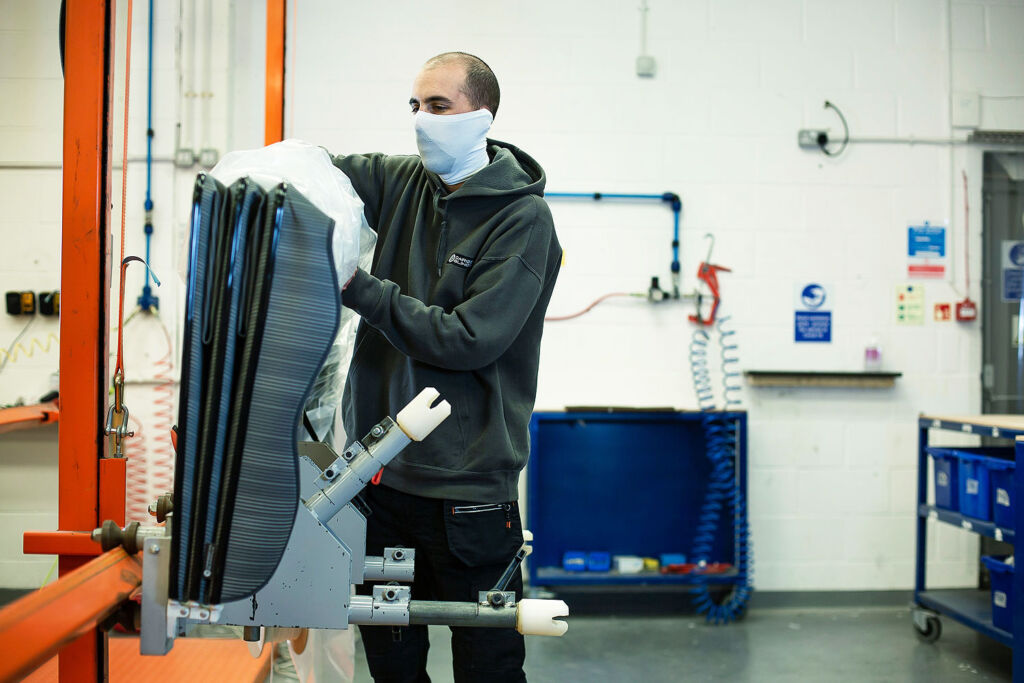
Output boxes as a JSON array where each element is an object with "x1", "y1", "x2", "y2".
[
  {"x1": 3, "y1": 0, "x2": 1024, "y2": 591},
  {"x1": 285, "y1": 0, "x2": 1024, "y2": 592},
  {"x1": 0, "y1": 0, "x2": 262, "y2": 588}
]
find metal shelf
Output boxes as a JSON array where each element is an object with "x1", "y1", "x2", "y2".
[
  {"x1": 0, "y1": 401, "x2": 58, "y2": 436},
  {"x1": 919, "y1": 414, "x2": 1024, "y2": 439},
  {"x1": 534, "y1": 567, "x2": 739, "y2": 586},
  {"x1": 914, "y1": 415, "x2": 1020, "y2": 679},
  {"x1": 917, "y1": 589, "x2": 1013, "y2": 648},
  {"x1": 918, "y1": 504, "x2": 1015, "y2": 544}
]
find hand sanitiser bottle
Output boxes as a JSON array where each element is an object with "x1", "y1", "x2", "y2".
[{"x1": 864, "y1": 337, "x2": 882, "y2": 372}]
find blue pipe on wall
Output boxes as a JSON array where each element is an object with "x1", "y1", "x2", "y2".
[
  {"x1": 545, "y1": 191, "x2": 683, "y2": 296},
  {"x1": 138, "y1": 0, "x2": 158, "y2": 311}
]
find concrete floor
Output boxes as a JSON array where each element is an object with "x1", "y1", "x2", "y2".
[
  {"x1": 0, "y1": 589, "x2": 1010, "y2": 681},
  {"x1": 346, "y1": 606, "x2": 1011, "y2": 682}
]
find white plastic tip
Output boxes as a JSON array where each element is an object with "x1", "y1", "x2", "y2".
[
  {"x1": 246, "y1": 627, "x2": 265, "y2": 658},
  {"x1": 396, "y1": 387, "x2": 451, "y2": 441},
  {"x1": 516, "y1": 599, "x2": 569, "y2": 637},
  {"x1": 521, "y1": 530, "x2": 534, "y2": 557}
]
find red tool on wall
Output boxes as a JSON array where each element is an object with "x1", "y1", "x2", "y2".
[{"x1": 689, "y1": 234, "x2": 731, "y2": 326}]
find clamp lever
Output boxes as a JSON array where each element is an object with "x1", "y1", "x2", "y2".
[{"x1": 488, "y1": 530, "x2": 534, "y2": 602}]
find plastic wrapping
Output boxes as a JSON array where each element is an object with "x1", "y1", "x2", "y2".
[
  {"x1": 286, "y1": 629, "x2": 355, "y2": 683},
  {"x1": 207, "y1": 139, "x2": 376, "y2": 448},
  {"x1": 210, "y1": 139, "x2": 371, "y2": 287}
]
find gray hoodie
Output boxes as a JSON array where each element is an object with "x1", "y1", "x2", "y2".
[{"x1": 333, "y1": 140, "x2": 561, "y2": 502}]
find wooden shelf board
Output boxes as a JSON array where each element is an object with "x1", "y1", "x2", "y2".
[{"x1": 745, "y1": 371, "x2": 901, "y2": 388}]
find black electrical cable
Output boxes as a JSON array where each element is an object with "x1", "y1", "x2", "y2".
[
  {"x1": 58, "y1": 0, "x2": 66, "y2": 77},
  {"x1": 820, "y1": 100, "x2": 849, "y2": 157}
]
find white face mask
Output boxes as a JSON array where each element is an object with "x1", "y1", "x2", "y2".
[{"x1": 414, "y1": 109, "x2": 493, "y2": 185}]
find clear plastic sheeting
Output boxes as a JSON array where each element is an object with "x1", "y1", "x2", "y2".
[
  {"x1": 210, "y1": 138, "x2": 372, "y2": 290},
  {"x1": 209, "y1": 139, "x2": 377, "y2": 447}
]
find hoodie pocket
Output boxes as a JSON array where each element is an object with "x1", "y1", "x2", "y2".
[
  {"x1": 395, "y1": 363, "x2": 468, "y2": 470},
  {"x1": 443, "y1": 500, "x2": 523, "y2": 567}
]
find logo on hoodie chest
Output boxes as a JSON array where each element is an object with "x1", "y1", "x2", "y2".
[{"x1": 447, "y1": 253, "x2": 474, "y2": 269}]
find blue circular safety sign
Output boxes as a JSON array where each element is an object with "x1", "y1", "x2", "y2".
[
  {"x1": 1010, "y1": 243, "x2": 1024, "y2": 267},
  {"x1": 801, "y1": 284, "x2": 826, "y2": 309}
]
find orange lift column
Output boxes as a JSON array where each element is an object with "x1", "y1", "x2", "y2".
[
  {"x1": 265, "y1": 0, "x2": 286, "y2": 145},
  {"x1": 58, "y1": 0, "x2": 117, "y2": 680}
]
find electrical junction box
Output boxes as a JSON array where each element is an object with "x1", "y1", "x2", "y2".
[
  {"x1": 39, "y1": 291, "x2": 59, "y2": 316},
  {"x1": 798, "y1": 129, "x2": 828, "y2": 150},
  {"x1": 952, "y1": 92, "x2": 980, "y2": 129},
  {"x1": 5, "y1": 291, "x2": 35, "y2": 315},
  {"x1": 635, "y1": 55, "x2": 656, "y2": 78},
  {"x1": 198, "y1": 148, "x2": 220, "y2": 168},
  {"x1": 174, "y1": 148, "x2": 196, "y2": 168}
]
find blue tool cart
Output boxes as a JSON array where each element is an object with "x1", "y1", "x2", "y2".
[
  {"x1": 526, "y1": 410, "x2": 748, "y2": 594},
  {"x1": 913, "y1": 413, "x2": 1024, "y2": 680}
]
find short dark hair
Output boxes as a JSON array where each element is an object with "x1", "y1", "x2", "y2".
[{"x1": 424, "y1": 52, "x2": 500, "y2": 119}]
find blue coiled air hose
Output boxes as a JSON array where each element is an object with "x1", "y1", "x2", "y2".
[{"x1": 688, "y1": 315, "x2": 753, "y2": 623}]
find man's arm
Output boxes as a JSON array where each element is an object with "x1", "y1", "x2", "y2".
[
  {"x1": 342, "y1": 199, "x2": 555, "y2": 372},
  {"x1": 331, "y1": 153, "x2": 387, "y2": 227}
]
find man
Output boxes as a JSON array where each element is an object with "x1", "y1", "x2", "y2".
[{"x1": 332, "y1": 52, "x2": 561, "y2": 682}]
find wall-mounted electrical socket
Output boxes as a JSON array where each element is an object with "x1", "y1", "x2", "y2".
[
  {"x1": 636, "y1": 55, "x2": 657, "y2": 78},
  {"x1": 38, "y1": 291, "x2": 59, "y2": 316},
  {"x1": 198, "y1": 148, "x2": 220, "y2": 168},
  {"x1": 175, "y1": 148, "x2": 196, "y2": 168},
  {"x1": 798, "y1": 129, "x2": 829, "y2": 150},
  {"x1": 5, "y1": 291, "x2": 36, "y2": 315}
]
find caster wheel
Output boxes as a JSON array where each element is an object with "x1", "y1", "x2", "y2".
[{"x1": 914, "y1": 615, "x2": 942, "y2": 643}]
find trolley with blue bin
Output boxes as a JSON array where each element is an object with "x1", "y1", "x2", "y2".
[{"x1": 914, "y1": 414, "x2": 1024, "y2": 681}]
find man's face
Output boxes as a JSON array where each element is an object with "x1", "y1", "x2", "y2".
[{"x1": 409, "y1": 62, "x2": 475, "y2": 116}]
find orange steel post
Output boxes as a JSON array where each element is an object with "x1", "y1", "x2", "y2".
[
  {"x1": 23, "y1": 531, "x2": 102, "y2": 557},
  {"x1": 265, "y1": 0, "x2": 286, "y2": 144},
  {"x1": 0, "y1": 549, "x2": 142, "y2": 683},
  {"x1": 99, "y1": 458, "x2": 127, "y2": 526},
  {"x1": 58, "y1": 0, "x2": 116, "y2": 680}
]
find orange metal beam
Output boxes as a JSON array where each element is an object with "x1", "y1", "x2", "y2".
[
  {"x1": 0, "y1": 549, "x2": 142, "y2": 683},
  {"x1": 58, "y1": 0, "x2": 116, "y2": 679},
  {"x1": 264, "y1": 0, "x2": 286, "y2": 145},
  {"x1": 24, "y1": 531, "x2": 102, "y2": 557}
]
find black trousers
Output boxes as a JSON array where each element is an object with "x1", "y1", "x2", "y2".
[{"x1": 356, "y1": 484, "x2": 526, "y2": 683}]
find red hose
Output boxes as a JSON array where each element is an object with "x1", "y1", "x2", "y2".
[
  {"x1": 544, "y1": 292, "x2": 643, "y2": 322},
  {"x1": 123, "y1": 318, "x2": 176, "y2": 523}
]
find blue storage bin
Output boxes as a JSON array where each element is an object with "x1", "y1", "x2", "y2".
[
  {"x1": 932, "y1": 454, "x2": 958, "y2": 510},
  {"x1": 959, "y1": 456, "x2": 993, "y2": 520},
  {"x1": 990, "y1": 462, "x2": 1015, "y2": 529},
  {"x1": 927, "y1": 447, "x2": 1014, "y2": 520},
  {"x1": 563, "y1": 551, "x2": 587, "y2": 572},
  {"x1": 982, "y1": 556, "x2": 1014, "y2": 634},
  {"x1": 587, "y1": 552, "x2": 611, "y2": 572}
]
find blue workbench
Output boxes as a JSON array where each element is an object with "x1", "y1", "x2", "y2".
[
  {"x1": 913, "y1": 414, "x2": 1024, "y2": 679},
  {"x1": 526, "y1": 410, "x2": 747, "y2": 591}
]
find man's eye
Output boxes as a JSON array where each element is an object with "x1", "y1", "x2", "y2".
[{"x1": 410, "y1": 104, "x2": 419, "y2": 113}]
